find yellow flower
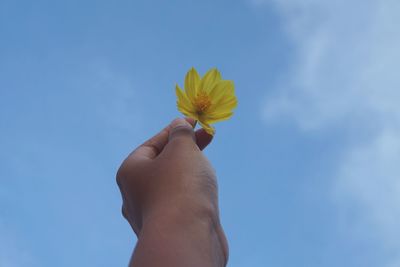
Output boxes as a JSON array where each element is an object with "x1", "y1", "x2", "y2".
[{"x1": 175, "y1": 67, "x2": 237, "y2": 135}]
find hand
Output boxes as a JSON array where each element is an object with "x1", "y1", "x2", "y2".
[{"x1": 116, "y1": 118, "x2": 228, "y2": 266}]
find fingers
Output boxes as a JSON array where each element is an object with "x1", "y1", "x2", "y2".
[
  {"x1": 133, "y1": 125, "x2": 171, "y2": 160},
  {"x1": 133, "y1": 118, "x2": 213, "y2": 160},
  {"x1": 195, "y1": 128, "x2": 213, "y2": 150},
  {"x1": 185, "y1": 117, "x2": 196, "y2": 127},
  {"x1": 168, "y1": 118, "x2": 213, "y2": 151},
  {"x1": 133, "y1": 118, "x2": 193, "y2": 160},
  {"x1": 168, "y1": 118, "x2": 196, "y2": 142}
]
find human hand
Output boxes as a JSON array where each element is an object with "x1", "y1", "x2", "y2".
[{"x1": 116, "y1": 118, "x2": 228, "y2": 266}]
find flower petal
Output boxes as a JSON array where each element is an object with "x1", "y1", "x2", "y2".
[
  {"x1": 200, "y1": 68, "x2": 222, "y2": 93},
  {"x1": 178, "y1": 106, "x2": 198, "y2": 119},
  {"x1": 177, "y1": 105, "x2": 199, "y2": 119},
  {"x1": 206, "y1": 80, "x2": 236, "y2": 115},
  {"x1": 208, "y1": 80, "x2": 234, "y2": 103},
  {"x1": 176, "y1": 85, "x2": 197, "y2": 117},
  {"x1": 204, "y1": 111, "x2": 234, "y2": 124},
  {"x1": 184, "y1": 67, "x2": 200, "y2": 102},
  {"x1": 207, "y1": 95, "x2": 237, "y2": 114},
  {"x1": 198, "y1": 120, "x2": 215, "y2": 135}
]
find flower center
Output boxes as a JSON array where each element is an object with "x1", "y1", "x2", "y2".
[{"x1": 194, "y1": 92, "x2": 212, "y2": 114}]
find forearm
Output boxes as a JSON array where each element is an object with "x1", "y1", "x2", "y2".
[{"x1": 129, "y1": 206, "x2": 228, "y2": 267}]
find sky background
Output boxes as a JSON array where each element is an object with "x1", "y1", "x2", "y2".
[{"x1": 1, "y1": 0, "x2": 400, "y2": 266}]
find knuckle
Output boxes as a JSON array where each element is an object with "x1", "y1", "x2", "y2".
[
  {"x1": 170, "y1": 125, "x2": 194, "y2": 139},
  {"x1": 116, "y1": 168, "x2": 124, "y2": 187},
  {"x1": 143, "y1": 139, "x2": 162, "y2": 155},
  {"x1": 121, "y1": 205, "x2": 128, "y2": 220}
]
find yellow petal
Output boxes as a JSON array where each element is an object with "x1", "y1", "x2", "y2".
[
  {"x1": 204, "y1": 111, "x2": 234, "y2": 124},
  {"x1": 207, "y1": 95, "x2": 237, "y2": 114},
  {"x1": 176, "y1": 85, "x2": 197, "y2": 117},
  {"x1": 200, "y1": 68, "x2": 222, "y2": 93},
  {"x1": 208, "y1": 80, "x2": 235, "y2": 104},
  {"x1": 206, "y1": 80, "x2": 236, "y2": 115},
  {"x1": 177, "y1": 104, "x2": 199, "y2": 119},
  {"x1": 176, "y1": 85, "x2": 193, "y2": 109},
  {"x1": 199, "y1": 120, "x2": 215, "y2": 135},
  {"x1": 184, "y1": 67, "x2": 200, "y2": 102},
  {"x1": 178, "y1": 106, "x2": 198, "y2": 119}
]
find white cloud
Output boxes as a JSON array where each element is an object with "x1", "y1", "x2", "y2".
[
  {"x1": 259, "y1": 0, "x2": 400, "y2": 265},
  {"x1": 264, "y1": 0, "x2": 400, "y2": 130},
  {"x1": 335, "y1": 129, "x2": 400, "y2": 246}
]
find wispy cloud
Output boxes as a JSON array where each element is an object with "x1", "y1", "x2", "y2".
[
  {"x1": 258, "y1": 0, "x2": 400, "y2": 265},
  {"x1": 263, "y1": 0, "x2": 400, "y2": 129}
]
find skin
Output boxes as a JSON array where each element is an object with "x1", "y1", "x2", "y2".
[{"x1": 116, "y1": 118, "x2": 229, "y2": 267}]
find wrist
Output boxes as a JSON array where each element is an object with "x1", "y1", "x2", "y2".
[{"x1": 140, "y1": 199, "x2": 229, "y2": 265}]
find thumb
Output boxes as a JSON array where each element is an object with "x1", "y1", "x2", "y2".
[{"x1": 168, "y1": 118, "x2": 196, "y2": 144}]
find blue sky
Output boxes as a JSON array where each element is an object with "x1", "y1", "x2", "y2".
[{"x1": 1, "y1": 0, "x2": 400, "y2": 266}]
